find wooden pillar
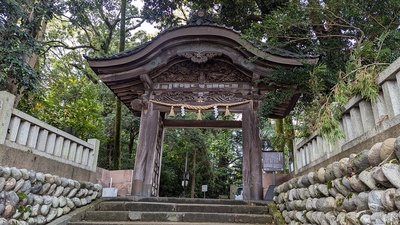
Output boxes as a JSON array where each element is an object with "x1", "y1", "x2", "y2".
[
  {"x1": 147, "y1": 113, "x2": 165, "y2": 197},
  {"x1": 242, "y1": 103, "x2": 263, "y2": 200},
  {"x1": 153, "y1": 122, "x2": 165, "y2": 197},
  {"x1": 132, "y1": 102, "x2": 161, "y2": 196}
]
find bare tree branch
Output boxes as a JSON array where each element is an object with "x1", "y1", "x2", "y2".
[
  {"x1": 125, "y1": 19, "x2": 145, "y2": 33},
  {"x1": 45, "y1": 40, "x2": 99, "y2": 51}
]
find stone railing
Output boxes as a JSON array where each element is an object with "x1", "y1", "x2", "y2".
[
  {"x1": 0, "y1": 166, "x2": 102, "y2": 224},
  {"x1": 275, "y1": 136, "x2": 400, "y2": 224},
  {"x1": 0, "y1": 91, "x2": 99, "y2": 172},
  {"x1": 295, "y1": 58, "x2": 400, "y2": 173}
]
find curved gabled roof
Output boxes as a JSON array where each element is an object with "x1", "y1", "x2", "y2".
[
  {"x1": 87, "y1": 24, "x2": 318, "y2": 70},
  {"x1": 86, "y1": 11, "x2": 318, "y2": 118}
]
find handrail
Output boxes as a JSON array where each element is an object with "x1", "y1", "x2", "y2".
[{"x1": 0, "y1": 91, "x2": 99, "y2": 172}]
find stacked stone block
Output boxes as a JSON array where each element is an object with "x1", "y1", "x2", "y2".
[
  {"x1": 0, "y1": 166, "x2": 102, "y2": 224},
  {"x1": 275, "y1": 137, "x2": 400, "y2": 224}
]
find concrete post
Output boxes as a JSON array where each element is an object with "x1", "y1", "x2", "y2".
[
  {"x1": 294, "y1": 148, "x2": 300, "y2": 173},
  {"x1": 61, "y1": 140, "x2": 71, "y2": 159},
  {"x1": 68, "y1": 142, "x2": 77, "y2": 161},
  {"x1": 82, "y1": 148, "x2": 90, "y2": 166},
  {"x1": 371, "y1": 93, "x2": 387, "y2": 124},
  {"x1": 75, "y1": 145, "x2": 83, "y2": 164},
  {"x1": 36, "y1": 129, "x2": 49, "y2": 151},
  {"x1": 88, "y1": 139, "x2": 100, "y2": 171},
  {"x1": 359, "y1": 100, "x2": 375, "y2": 132},
  {"x1": 16, "y1": 121, "x2": 30, "y2": 145},
  {"x1": 54, "y1": 136, "x2": 64, "y2": 157},
  {"x1": 342, "y1": 114, "x2": 353, "y2": 141},
  {"x1": 350, "y1": 107, "x2": 364, "y2": 137},
  {"x1": 45, "y1": 133, "x2": 56, "y2": 154},
  {"x1": 8, "y1": 117, "x2": 21, "y2": 142},
  {"x1": 382, "y1": 80, "x2": 400, "y2": 118},
  {"x1": 0, "y1": 92, "x2": 15, "y2": 144},
  {"x1": 316, "y1": 136, "x2": 324, "y2": 156},
  {"x1": 27, "y1": 125, "x2": 40, "y2": 148},
  {"x1": 311, "y1": 138, "x2": 317, "y2": 163}
]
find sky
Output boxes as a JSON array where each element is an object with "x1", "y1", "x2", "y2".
[{"x1": 134, "y1": 0, "x2": 159, "y2": 34}]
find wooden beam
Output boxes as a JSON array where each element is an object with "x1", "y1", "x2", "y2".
[
  {"x1": 140, "y1": 74, "x2": 153, "y2": 90},
  {"x1": 163, "y1": 120, "x2": 242, "y2": 129}
]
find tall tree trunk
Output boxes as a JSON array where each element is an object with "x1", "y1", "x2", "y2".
[
  {"x1": 113, "y1": 99, "x2": 122, "y2": 169},
  {"x1": 129, "y1": 129, "x2": 137, "y2": 158},
  {"x1": 112, "y1": 0, "x2": 126, "y2": 170},
  {"x1": 13, "y1": 10, "x2": 49, "y2": 107},
  {"x1": 275, "y1": 118, "x2": 285, "y2": 172},
  {"x1": 190, "y1": 148, "x2": 196, "y2": 198},
  {"x1": 275, "y1": 119, "x2": 284, "y2": 151},
  {"x1": 108, "y1": 142, "x2": 113, "y2": 167},
  {"x1": 284, "y1": 116, "x2": 295, "y2": 173}
]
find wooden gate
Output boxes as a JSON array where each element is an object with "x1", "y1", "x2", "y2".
[{"x1": 87, "y1": 10, "x2": 318, "y2": 200}]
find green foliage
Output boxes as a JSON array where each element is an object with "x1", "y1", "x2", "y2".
[
  {"x1": 19, "y1": 66, "x2": 104, "y2": 141},
  {"x1": 141, "y1": 0, "x2": 286, "y2": 31},
  {"x1": 93, "y1": 84, "x2": 140, "y2": 170},
  {"x1": 336, "y1": 197, "x2": 344, "y2": 207},
  {"x1": 246, "y1": 0, "x2": 399, "y2": 140},
  {"x1": 159, "y1": 113, "x2": 242, "y2": 198},
  {"x1": 313, "y1": 31, "x2": 392, "y2": 140},
  {"x1": 63, "y1": 0, "x2": 142, "y2": 56},
  {"x1": 16, "y1": 191, "x2": 31, "y2": 213},
  {"x1": 16, "y1": 0, "x2": 146, "y2": 170},
  {"x1": 0, "y1": 0, "x2": 63, "y2": 102},
  {"x1": 259, "y1": 90, "x2": 293, "y2": 119}
]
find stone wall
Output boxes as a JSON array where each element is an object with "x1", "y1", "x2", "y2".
[
  {"x1": 0, "y1": 145, "x2": 97, "y2": 183},
  {"x1": 0, "y1": 166, "x2": 102, "y2": 224},
  {"x1": 275, "y1": 136, "x2": 400, "y2": 224}
]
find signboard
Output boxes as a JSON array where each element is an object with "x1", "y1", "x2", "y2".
[
  {"x1": 262, "y1": 151, "x2": 284, "y2": 172},
  {"x1": 202, "y1": 185, "x2": 208, "y2": 192}
]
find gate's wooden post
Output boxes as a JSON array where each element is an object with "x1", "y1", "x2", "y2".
[
  {"x1": 132, "y1": 102, "x2": 161, "y2": 196},
  {"x1": 242, "y1": 103, "x2": 263, "y2": 200},
  {"x1": 144, "y1": 113, "x2": 165, "y2": 197},
  {"x1": 154, "y1": 114, "x2": 165, "y2": 197}
]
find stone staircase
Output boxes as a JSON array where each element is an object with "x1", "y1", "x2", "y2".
[{"x1": 66, "y1": 197, "x2": 273, "y2": 225}]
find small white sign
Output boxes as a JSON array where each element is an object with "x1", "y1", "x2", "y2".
[
  {"x1": 102, "y1": 188, "x2": 118, "y2": 197},
  {"x1": 202, "y1": 185, "x2": 208, "y2": 192}
]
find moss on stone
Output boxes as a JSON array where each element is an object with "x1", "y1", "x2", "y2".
[
  {"x1": 327, "y1": 180, "x2": 333, "y2": 189},
  {"x1": 267, "y1": 202, "x2": 286, "y2": 225}
]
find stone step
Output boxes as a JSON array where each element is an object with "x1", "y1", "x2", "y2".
[
  {"x1": 96, "y1": 201, "x2": 269, "y2": 214},
  {"x1": 104, "y1": 197, "x2": 266, "y2": 206},
  {"x1": 69, "y1": 222, "x2": 270, "y2": 225},
  {"x1": 74, "y1": 211, "x2": 273, "y2": 224},
  {"x1": 64, "y1": 197, "x2": 274, "y2": 225}
]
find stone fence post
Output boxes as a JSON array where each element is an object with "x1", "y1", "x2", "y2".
[
  {"x1": 0, "y1": 91, "x2": 15, "y2": 144},
  {"x1": 88, "y1": 138, "x2": 100, "y2": 171}
]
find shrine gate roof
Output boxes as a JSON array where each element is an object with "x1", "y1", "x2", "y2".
[{"x1": 86, "y1": 11, "x2": 319, "y2": 118}]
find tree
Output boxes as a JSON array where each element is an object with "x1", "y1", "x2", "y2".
[
  {"x1": 17, "y1": 0, "x2": 148, "y2": 169},
  {"x1": 159, "y1": 112, "x2": 242, "y2": 198},
  {"x1": 0, "y1": 0, "x2": 63, "y2": 106},
  {"x1": 61, "y1": 0, "x2": 146, "y2": 169},
  {"x1": 143, "y1": 0, "x2": 398, "y2": 137},
  {"x1": 112, "y1": 0, "x2": 127, "y2": 170},
  {"x1": 141, "y1": 0, "x2": 289, "y2": 31}
]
